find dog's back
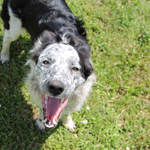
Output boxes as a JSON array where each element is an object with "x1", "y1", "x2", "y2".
[{"x1": 1, "y1": 0, "x2": 86, "y2": 42}]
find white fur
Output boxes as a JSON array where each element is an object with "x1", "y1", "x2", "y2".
[
  {"x1": 27, "y1": 46, "x2": 95, "y2": 131},
  {"x1": 62, "y1": 73, "x2": 95, "y2": 114},
  {"x1": 61, "y1": 114, "x2": 76, "y2": 132},
  {"x1": 0, "y1": 7, "x2": 24, "y2": 64},
  {"x1": 26, "y1": 41, "x2": 96, "y2": 131},
  {"x1": 35, "y1": 109, "x2": 45, "y2": 131}
]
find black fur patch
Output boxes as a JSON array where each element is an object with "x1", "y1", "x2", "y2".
[
  {"x1": 1, "y1": 0, "x2": 94, "y2": 79},
  {"x1": 1, "y1": 0, "x2": 10, "y2": 29}
]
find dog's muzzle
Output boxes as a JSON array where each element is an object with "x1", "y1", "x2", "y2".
[{"x1": 42, "y1": 80, "x2": 68, "y2": 128}]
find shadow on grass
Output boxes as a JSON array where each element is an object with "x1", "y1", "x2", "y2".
[{"x1": 0, "y1": 35, "x2": 59, "y2": 149}]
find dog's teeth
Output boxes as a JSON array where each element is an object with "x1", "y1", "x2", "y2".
[
  {"x1": 45, "y1": 100, "x2": 47, "y2": 105},
  {"x1": 45, "y1": 95, "x2": 48, "y2": 100},
  {"x1": 60, "y1": 99, "x2": 63, "y2": 106},
  {"x1": 43, "y1": 118, "x2": 47, "y2": 123},
  {"x1": 61, "y1": 98, "x2": 64, "y2": 103},
  {"x1": 45, "y1": 124, "x2": 54, "y2": 128},
  {"x1": 45, "y1": 121, "x2": 54, "y2": 128},
  {"x1": 45, "y1": 95, "x2": 48, "y2": 105},
  {"x1": 53, "y1": 120, "x2": 57, "y2": 125}
]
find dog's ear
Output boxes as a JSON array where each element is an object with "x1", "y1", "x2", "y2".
[
  {"x1": 77, "y1": 44, "x2": 94, "y2": 79},
  {"x1": 40, "y1": 30, "x2": 61, "y2": 44},
  {"x1": 70, "y1": 38, "x2": 94, "y2": 79},
  {"x1": 30, "y1": 31, "x2": 61, "y2": 64}
]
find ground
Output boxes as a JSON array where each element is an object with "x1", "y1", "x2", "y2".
[{"x1": 0, "y1": 0, "x2": 150, "y2": 149}]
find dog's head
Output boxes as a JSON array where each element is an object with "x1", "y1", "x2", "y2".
[{"x1": 29, "y1": 31, "x2": 94, "y2": 128}]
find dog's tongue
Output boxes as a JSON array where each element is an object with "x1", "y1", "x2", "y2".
[
  {"x1": 42, "y1": 93, "x2": 68, "y2": 128},
  {"x1": 48, "y1": 97, "x2": 60, "y2": 116}
]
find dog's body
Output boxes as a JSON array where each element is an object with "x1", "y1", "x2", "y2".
[{"x1": 0, "y1": 0, "x2": 95, "y2": 131}]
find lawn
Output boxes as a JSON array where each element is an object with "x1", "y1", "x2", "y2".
[{"x1": 0, "y1": 0, "x2": 150, "y2": 149}]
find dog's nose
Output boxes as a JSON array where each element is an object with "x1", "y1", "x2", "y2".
[{"x1": 48, "y1": 80, "x2": 65, "y2": 96}]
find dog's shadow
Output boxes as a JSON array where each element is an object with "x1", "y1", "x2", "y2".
[{"x1": 0, "y1": 35, "x2": 60, "y2": 149}]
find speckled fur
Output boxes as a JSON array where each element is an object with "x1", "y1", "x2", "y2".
[
  {"x1": 1, "y1": 0, "x2": 95, "y2": 131},
  {"x1": 27, "y1": 41, "x2": 95, "y2": 131}
]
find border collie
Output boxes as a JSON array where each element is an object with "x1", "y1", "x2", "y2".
[{"x1": 0, "y1": 0, "x2": 95, "y2": 131}]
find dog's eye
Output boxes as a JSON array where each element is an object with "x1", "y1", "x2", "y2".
[
  {"x1": 43, "y1": 60, "x2": 50, "y2": 65},
  {"x1": 72, "y1": 67, "x2": 79, "y2": 71}
]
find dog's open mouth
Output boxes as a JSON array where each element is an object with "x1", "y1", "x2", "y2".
[{"x1": 42, "y1": 93, "x2": 68, "y2": 128}]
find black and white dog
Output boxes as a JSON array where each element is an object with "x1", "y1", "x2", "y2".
[{"x1": 0, "y1": 0, "x2": 95, "y2": 131}]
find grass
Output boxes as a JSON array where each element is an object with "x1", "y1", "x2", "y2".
[{"x1": 0, "y1": 0, "x2": 150, "y2": 149}]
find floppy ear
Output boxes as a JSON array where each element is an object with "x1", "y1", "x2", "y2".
[
  {"x1": 83, "y1": 58, "x2": 94, "y2": 79},
  {"x1": 69, "y1": 37, "x2": 94, "y2": 79},
  {"x1": 40, "y1": 30, "x2": 61, "y2": 45},
  {"x1": 30, "y1": 31, "x2": 61, "y2": 64},
  {"x1": 77, "y1": 44, "x2": 94, "y2": 79}
]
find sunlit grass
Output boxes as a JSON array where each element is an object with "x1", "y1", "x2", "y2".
[{"x1": 0, "y1": 0, "x2": 150, "y2": 149}]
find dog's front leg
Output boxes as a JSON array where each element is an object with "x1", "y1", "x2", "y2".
[
  {"x1": 35, "y1": 109, "x2": 45, "y2": 132},
  {"x1": 1, "y1": 9, "x2": 24, "y2": 65},
  {"x1": 61, "y1": 114, "x2": 76, "y2": 132}
]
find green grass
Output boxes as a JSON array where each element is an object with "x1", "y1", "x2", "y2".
[{"x1": 0, "y1": 0, "x2": 150, "y2": 149}]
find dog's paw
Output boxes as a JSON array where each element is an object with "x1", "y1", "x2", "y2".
[
  {"x1": 61, "y1": 115, "x2": 76, "y2": 132},
  {"x1": 0, "y1": 52, "x2": 9, "y2": 66},
  {"x1": 35, "y1": 119, "x2": 45, "y2": 132},
  {"x1": 63, "y1": 120, "x2": 76, "y2": 132}
]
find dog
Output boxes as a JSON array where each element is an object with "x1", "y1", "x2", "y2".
[{"x1": 0, "y1": 0, "x2": 95, "y2": 131}]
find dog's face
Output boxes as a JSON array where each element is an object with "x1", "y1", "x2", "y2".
[
  {"x1": 29, "y1": 31, "x2": 94, "y2": 128},
  {"x1": 33, "y1": 43, "x2": 85, "y2": 128},
  {"x1": 36, "y1": 43, "x2": 85, "y2": 97}
]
